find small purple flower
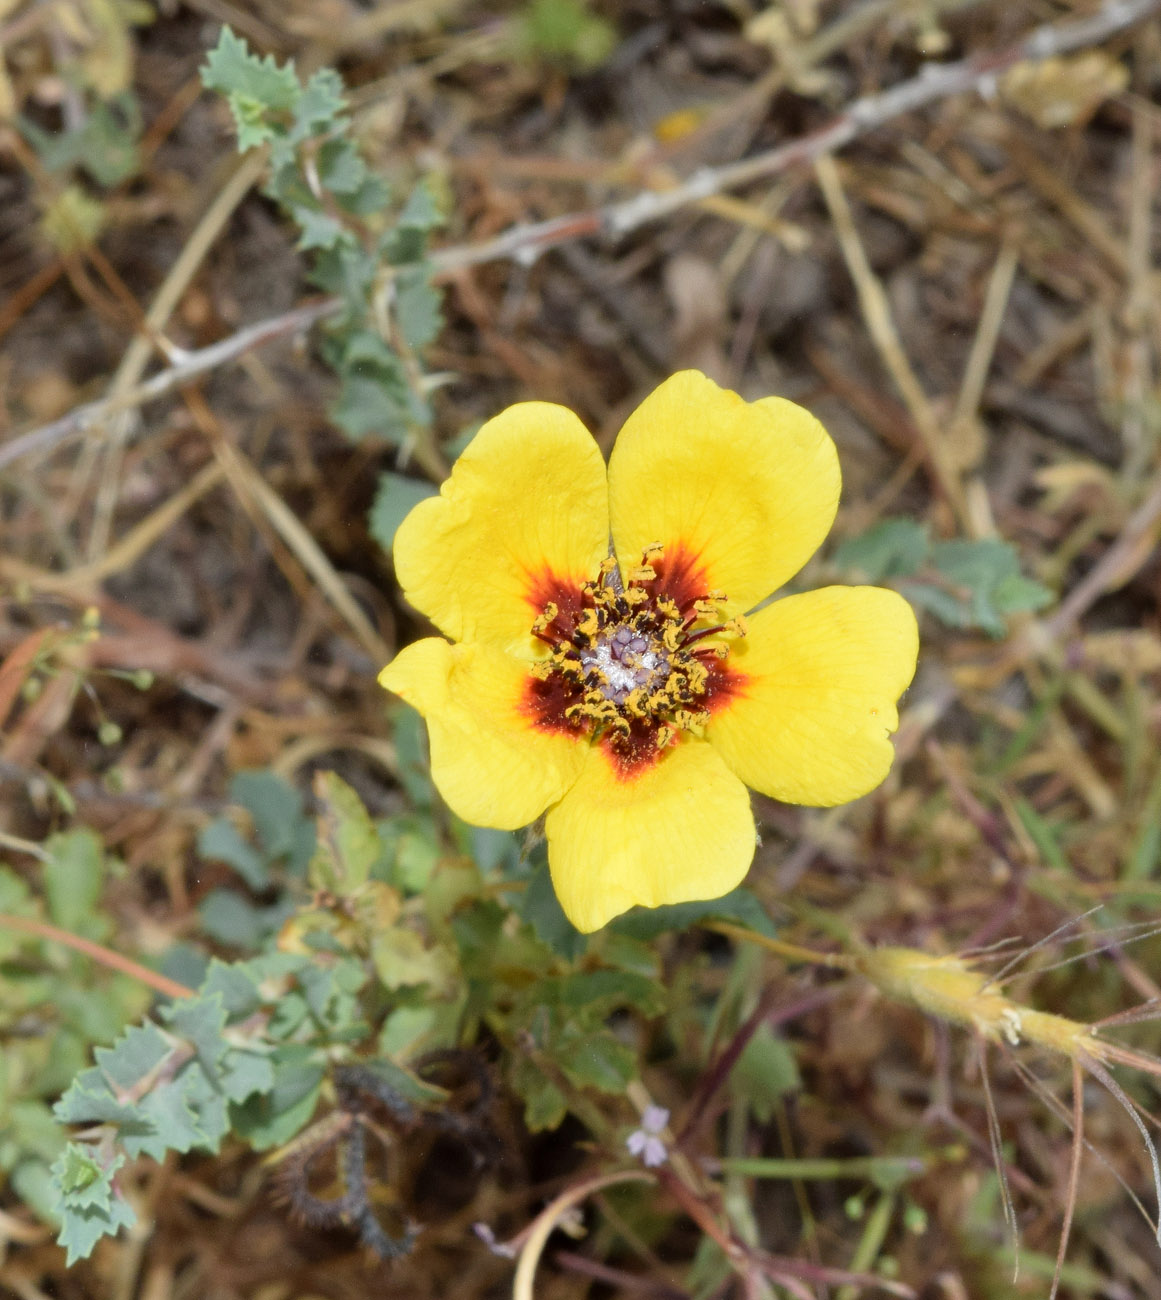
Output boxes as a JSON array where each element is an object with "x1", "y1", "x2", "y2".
[{"x1": 626, "y1": 1104, "x2": 669, "y2": 1168}]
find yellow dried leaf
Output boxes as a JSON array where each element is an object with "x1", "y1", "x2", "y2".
[
  {"x1": 1002, "y1": 52, "x2": 1128, "y2": 130},
  {"x1": 40, "y1": 186, "x2": 107, "y2": 254},
  {"x1": 1081, "y1": 629, "x2": 1161, "y2": 676},
  {"x1": 1034, "y1": 460, "x2": 1118, "y2": 510},
  {"x1": 652, "y1": 106, "x2": 711, "y2": 144},
  {"x1": 78, "y1": 0, "x2": 154, "y2": 97}
]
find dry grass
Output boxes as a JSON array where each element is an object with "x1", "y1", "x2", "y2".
[{"x1": 5, "y1": 1, "x2": 1161, "y2": 1296}]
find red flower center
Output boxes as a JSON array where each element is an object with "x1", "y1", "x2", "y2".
[{"x1": 525, "y1": 545, "x2": 745, "y2": 774}]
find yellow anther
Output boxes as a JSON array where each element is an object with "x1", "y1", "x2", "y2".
[
  {"x1": 532, "y1": 603, "x2": 561, "y2": 636},
  {"x1": 575, "y1": 609, "x2": 601, "y2": 639},
  {"x1": 624, "y1": 688, "x2": 649, "y2": 717},
  {"x1": 524, "y1": 540, "x2": 740, "y2": 748},
  {"x1": 693, "y1": 598, "x2": 725, "y2": 619}
]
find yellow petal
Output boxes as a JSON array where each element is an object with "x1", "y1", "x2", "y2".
[
  {"x1": 707, "y1": 586, "x2": 918, "y2": 806},
  {"x1": 393, "y1": 403, "x2": 610, "y2": 655},
  {"x1": 545, "y1": 738, "x2": 756, "y2": 932},
  {"x1": 380, "y1": 638, "x2": 585, "y2": 829},
  {"x1": 608, "y1": 371, "x2": 840, "y2": 611}
]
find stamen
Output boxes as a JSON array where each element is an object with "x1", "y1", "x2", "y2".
[{"x1": 527, "y1": 544, "x2": 743, "y2": 754}]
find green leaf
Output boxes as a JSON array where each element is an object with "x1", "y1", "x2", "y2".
[
  {"x1": 54, "y1": 1076, "x2": 155, "y2": 1136},
  {"x1": 298, "y1": 955, "x2": 368, "y2": 1028},
  {"x1": 369, "y1": 471, "x2": 437, "y2": 553},
  {"x1": 231, "y1": 769, "x2": 314, "y2": 870},
  {"x1": 296, "y1": 206, "x2": 350, "y2": 251},
  {"x1": 385, "y1": 818, "x2": 442, "y2": 893},
  {"x1": 557, "y1": 1029, "x2": 635, "y2": 1093},
  {"x1": 930, "y1": 539, "x2": 1051, "y2": 637},
  {"x1": 330, "y1": 363, "x2": 413, "y2": 441},
  {"x1": 43, "y1": 829, "x2": 106, "y2": 933},
  {"x1": 292, "y1": 67, "x2": 347, "y2": 138},
  {"x1": 371, "y1": 926, "x2": 457, "y2": 993},
  {"x1": 201, "y1": 29, "x2": 300, "y2": 148},
  {"x1": 310, "y1": 241, "x2": 378, "y2": 310},
  {"x1": 52, "y1": 1145, "x2": 135, "y2": 1264},
  {"x1": 198, "y1": 819, "x2": 268, "y2": 889},
  {"x1": 198, "y1": 888, "x2": 292, "y2": 948},
  {"x1": 520, "y1": 862, "x2": 587, "y2": 961},
  {"x1": 610, "y1": 888, "x2": 777, "y2": 940},
  {"x1": 395, "y1": 266, "x2": 444, "y2": 349},
  {"x1": 833, "y1": 518, "x2": 929, "y2": 582},
  {"x1": 52, "y1": 1143, "x2": 119, "y2": 1207},
  {"x1": 316, "y1": 139, "x2": 368, "y2": 194},
  {"x1": 21, "y1": 97, "x2": 142, "y2": 187},
  {"x1": 310, "y1": 772, "x2": 381, "y2": 892},
  {"x1": 93, "y1": 1023, "x2": 171, "y2": 1092},
  {"x1": 518, "y1": 0, "x2": 617, "y2": 68},
  {"x1": 229, "y1": 1048, "x2": 324, "y2": 1150},
  {"x1": 594, "y1": 931, "x2": 659, "y2": 978},
  {"x1": 392, "y1": 704, "x2": 435, "y2": 808},
  {"x1": 199, "y1": 958, "x2": 264, "y2": 1017},
  {"x1": 12, "y1": 1157, "x2": 59, "y2": 1224},
  {"x1": 57, "y1": 1190, "x2": 136, "y2": 1266},
  {"x1": 2, "y1": 1099, "x2": 65, "y2": 1167},
  {"x1": 342, "y1": 172, "x2": 392, "y2": 216},
  {"x1": 470, "y1": 825, "x2": 522, "y2": 873},
  {"x1": 344, "y1": 1057, "x2": 448, "y2": 1109},
  {"x1": 897, "y1": 580, "x2": 970, "y2": 629},
  {"x1": 510, "y1": 1056, "x2": 568, "y2": 1132},
  {"x1": 266, "y1": 989, "x2": 310, "y2": 1040},
  {"x1": 728, "y1": 1024, "x2": 800, "y2": 1123},
  {"x1": 230, "y1": 95, "x2": 278, "y2": 151},
  {"x1": 218, "y1": 1047, "x2": 275, "y2": 1104},
  {"x1": 137, "y1": 1076, "x2": 213, "y2": 1154},
  {"x1": 163, "y1": 995, "x2": 228, "y2": 1077},
  {"x1": 545, "y1": 969, "x2": 665, "y2": 1018},
  {"x1": 993, "y1": 571, "x2": 1054, "y2": 617},
  {"x1": 378, "y1": 1000, "x2": 460, "y2": 1059}
]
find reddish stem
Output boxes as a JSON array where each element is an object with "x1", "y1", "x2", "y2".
[{"x1": 0, "y1": 912, "x2": 194, "y2": 1000}]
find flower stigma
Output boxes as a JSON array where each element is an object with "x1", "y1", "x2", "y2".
[{"x1": 527, "y1": 544, "x2": 746, "y2": 771}]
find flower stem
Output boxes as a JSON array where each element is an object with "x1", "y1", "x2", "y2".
[{"x1": 707, "y1": 921, "x2": 853, "y2": 971}]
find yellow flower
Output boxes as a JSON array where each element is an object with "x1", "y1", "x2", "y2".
[{"x1": 380, "y1": 371, "x2": 918, "y2": 933}]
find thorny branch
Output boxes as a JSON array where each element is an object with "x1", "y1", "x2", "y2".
[{"x1": 2, "y1": 0, "x2": 1157, "y2": 474}]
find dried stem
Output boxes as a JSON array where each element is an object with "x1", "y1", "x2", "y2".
[{"x1": 511, "y1": 1171, "x2": 654, "y2": 1300}]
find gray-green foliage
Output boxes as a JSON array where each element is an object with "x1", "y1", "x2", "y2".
[
  {"x1": 200, "y1": 28, "x2": 444, "y2": 443},
  {"x1": 21, "y1": 95, "x2": 143, "y2": 188},
  {"x1": 1, "y1": 833, "x2": 151, "y2": 1236},
  {"x1": 52, "y1": 959, "x2": 291, "y2": 1263},
  {"x1": 48, "y1": 753, "x2": 761, "y2": 1262},
  {"x1": 834, "y1": 518, "x2": 1053, "y2": 637}
]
